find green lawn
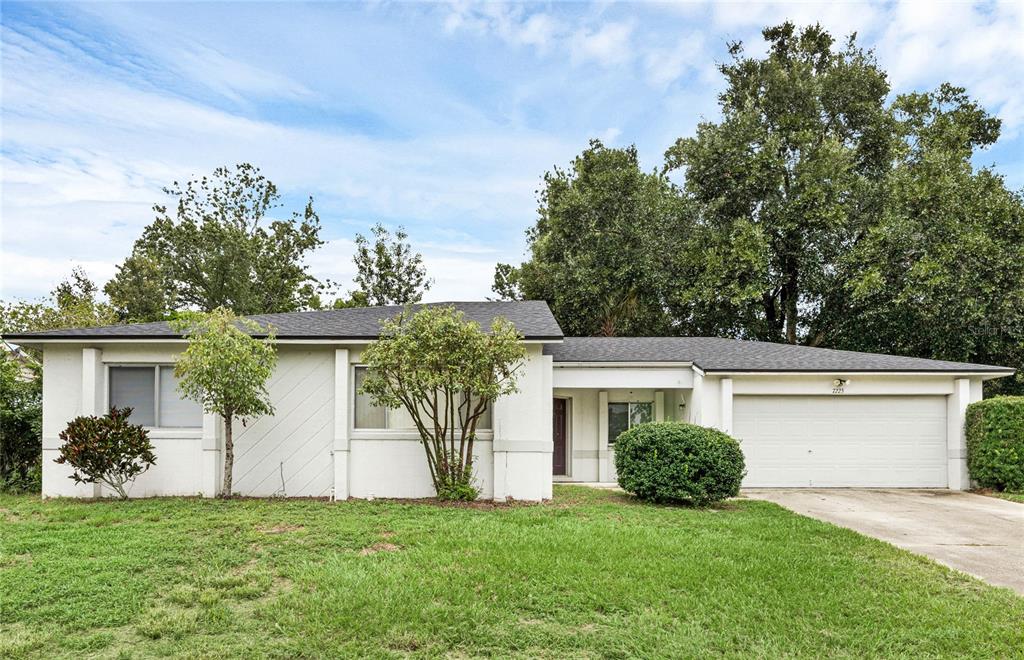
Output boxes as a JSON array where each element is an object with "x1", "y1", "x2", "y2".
[{"x1": 1, "y1": 486, "x2": 1021, "y2": 658}]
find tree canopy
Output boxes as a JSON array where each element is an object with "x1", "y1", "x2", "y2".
[
  {"x1": 496, "y1": 22, "x2": 1024, "y2": 393},
  {"x1": 105, "y1": 164, "x2": 327, "y2": 320},
  {"x1": 493, "y1": 141, "x2": 687, "y2": 336},
  {"x1": 1, "y1": 268, "x2": 118, "y2": 337},
  {"x1": 350, "y1": 223, "x2": 432, "y2": 307}
]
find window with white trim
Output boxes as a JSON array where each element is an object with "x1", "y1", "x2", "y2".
[
  {"x1": 353, "y1": 366, "x2": 491, "y2": 430},
  {"x1": 108, "y1": 366, "x2": 202, "y2": 428},
  {"x1": 608, "y1": 401, "x2": 653, "y2": 444}
]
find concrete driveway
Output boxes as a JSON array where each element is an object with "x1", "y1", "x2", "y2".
[{"x1": 744, "y1": 489, "x2": 1024, "y2": 594}]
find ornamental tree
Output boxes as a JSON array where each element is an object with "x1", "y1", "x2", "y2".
[
  {"x1": 171, "y1": 308, "x2": 277, "y2": 497},
  {"x1": 56, "y1": 407, "x2": 156, "y2": 499},
  {"x1": 359, "y1": 306, "x2": 526, "y2": 500}
]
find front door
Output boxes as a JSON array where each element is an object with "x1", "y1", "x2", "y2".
[{"x1": 553, "y1": 398, "x2": 567, "y2": 475}]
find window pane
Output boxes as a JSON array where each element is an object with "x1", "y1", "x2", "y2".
[
  {"x1": 458, "y1": 393, "x2": 490, "y2": 430},
  {"x1": 608, "y1": 402, "x2": 629, "y2": 444},
  {"x1": 159, "y1": 367, "x2": 203, "y2": 427},
  {"x1": 475, "y1": 398, "x2": 491, "y2": 430},
  {"x1": 630, "y1": 402, "x2": 653, "y2": 427},
  {"x1": 387, "y1": 404, "x2": 416, "y2": 430},
  {"x1": 109, "y1": 367, "x2": 155, "y2": 426},
  {"x1": 354, "y1": 367, "x2": 386, "y2": 428}
]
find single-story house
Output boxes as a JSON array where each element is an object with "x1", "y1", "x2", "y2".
[{"x1": 7, "y1": 301, "x2": 1014, "y2": 500}]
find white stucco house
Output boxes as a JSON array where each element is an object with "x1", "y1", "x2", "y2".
[{"x1": 8, "y1": 301, "x2": 1014, "y2": 501}]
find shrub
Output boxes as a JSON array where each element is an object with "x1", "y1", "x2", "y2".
[
  {"x1": 55, "y1": 407, "x2": 156, "y2": 499},
  {"x1": 614, "y1": 422, "x2": 746, "y2": 506},
  {"x1": 0, "y1": 355, "x2": 42, "y2": 493},
  {"x1": 966, "y1": 396, "x2": 1024, "y2": 492}
]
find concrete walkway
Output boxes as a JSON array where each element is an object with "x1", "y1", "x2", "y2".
[{"x1": 745, "y1": 489, "x2": 1024, "y2": 594}]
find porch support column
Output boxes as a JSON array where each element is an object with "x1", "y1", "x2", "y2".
[
  {"x1": 654, "y1": 391, "x2": 665, "y2": 422},
  {"x1": 333, "y1": 349, "x2": 351, "y2": 500},
  {"x1": 598, "y1": 390, "x2": 611, "y2": 482},
  {"x1": 720, "y1": 378, "x2": 733, "y2": 435}
]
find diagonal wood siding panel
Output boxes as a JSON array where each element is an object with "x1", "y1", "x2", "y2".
[{"x1": 234, "y1": 348, "x2": 335, "y2": 497}]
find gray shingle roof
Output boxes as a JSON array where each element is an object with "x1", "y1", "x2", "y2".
[
  {"x1": 544, "y1": 337, "x2": 1014, "y2": 374},
  {"x1": 5, "y1": 301, "x2": 564, "y2": 341}
]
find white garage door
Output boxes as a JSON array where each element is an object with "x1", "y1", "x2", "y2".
[{"x1": 734, "y1": 396, "x2": 948, "y2": 487}]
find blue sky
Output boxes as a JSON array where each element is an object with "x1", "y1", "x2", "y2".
[{"x1": 2, "y1": 1, "x2": 1023, "y2": 303}]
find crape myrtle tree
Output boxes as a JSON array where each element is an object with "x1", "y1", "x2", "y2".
[
  {"x1": 105, "y1": 163, "x2": 328, "y2": 321},
  {"x1": 359, "y1": 306, "x2": 526, "y2": 500},
  {"x1": 171, "y1": 308, "x2": 277, "y2": 497}
]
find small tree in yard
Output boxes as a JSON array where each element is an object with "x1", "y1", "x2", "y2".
[
  {"x1": 360, "y1": 306, "x2": 526, "y2": 500},
  {"x1": 56, "y1": 407, "x2": 156, "y2": 499},
  {"x1": 171, "y1": 308, "x2": 277, "y2": 497}
]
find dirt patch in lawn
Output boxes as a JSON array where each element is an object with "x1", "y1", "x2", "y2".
[{"x1": 360, "y1": 542, "x2": 401, "y2": 556}]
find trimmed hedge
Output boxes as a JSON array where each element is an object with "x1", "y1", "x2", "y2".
[
  {"x1": 966, "y1": 396, "x2": 1024, "y2": 492},
  {"x1": 614, "y1": 422, "x2": 746, "y2": 506}
]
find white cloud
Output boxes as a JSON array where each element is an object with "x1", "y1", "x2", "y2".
[
  {"x1": 643, "y1": 34, "x2": 707, "y2": 88},
  {"x1": 570, "y1": 21, "x2": 634, "y2": 67},
  {"x1": 0, "y1": 17, "x2": 569, "y2": 302}
]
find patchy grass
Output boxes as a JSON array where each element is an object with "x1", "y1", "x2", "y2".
[
  {"x1": 973, "y1": 489, "x2": 1024, "y2": 504},
  {"x1": 1, "y1": 486, "x2": 1021, "y2": 658}
]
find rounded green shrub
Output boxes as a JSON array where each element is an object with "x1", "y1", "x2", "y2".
[
  {"x1": 614, "y1": 422, "x2": 746, "y2": 505},
  {"x1": 966, "y1": 396, "x2": 1024, "y2": 492}
]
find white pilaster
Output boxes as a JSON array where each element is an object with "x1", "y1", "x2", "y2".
[
  {"x1": 201, "y1": 413, "x2": 220, "y2": 497},
  {"x1": 81, "y1": 348, "x2": 104, "y2": 497},
  {"x1": 81, "y1": 348, "x2": 103, "y2": 416},
  {"x1": 689, "y1": 370, "x2": 704, "y2": 425},
  {"x1": 333, "y1": 349, "x2": 351, "y2": 500},
  {"x1": 598, "y1": 390, "x2": 610, "y2": 482},
  {"x1": 720, "y1": 377, "x2": 733, "y2": 435},
  {"x1": 654, "y1": 391, "x2": 665, "y2": 422},
  {"x1": 946, "y1": 378, "x2": 971, "y2": 490}
]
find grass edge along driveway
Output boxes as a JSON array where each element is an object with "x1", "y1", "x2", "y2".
[{"x1": 1, "y1": 485, "x2": 1021, "y2": 658}]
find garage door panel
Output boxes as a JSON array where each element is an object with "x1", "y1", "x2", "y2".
[{"x1": 735, "y1": 395, "x2": 947, "y2": 488}]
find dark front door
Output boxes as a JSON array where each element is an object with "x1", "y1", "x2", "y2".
[{"x1": 553, "y1": 398, "x2": 567, "y2": 476}]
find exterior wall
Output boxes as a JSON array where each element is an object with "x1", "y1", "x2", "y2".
[
  {"x1": 37, "y1": 340, "x2": 995, "y2": 499},
  {"x1": 40, "y1": 340, "x2": 549, "y2": 501},
  {"x1": 40, "y1": 346, "x2": 92, "y2": 497},
  {"x1": 492, "y1": 345, "x2": 553, "y2": 500},
  {"x1": 232, "y1": 347, "x2": 335, "y2": 497}
]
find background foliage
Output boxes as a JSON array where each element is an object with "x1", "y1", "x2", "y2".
[{"x1": 496, "y1": 22, "x2": 1024, "y2": 394}]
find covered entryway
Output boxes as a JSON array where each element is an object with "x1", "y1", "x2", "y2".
[{"x1": 735, "y1": 395, "x2": 948, "y2": 487}]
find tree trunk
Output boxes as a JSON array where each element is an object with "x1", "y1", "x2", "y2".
[
  {"x1": 222, "y1": 414, "x2": 234, "y2": 497},
  {"x1": 784, "y1": 261, "x2": 799, "y2": 344}
]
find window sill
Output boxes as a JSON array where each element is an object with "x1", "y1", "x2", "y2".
[
  {"x1": 144, "y1": 428, "x2": 203, "y2": 439},
  {"x1": 351, "y1": 429, "x2": 494, "y2": 442}
]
